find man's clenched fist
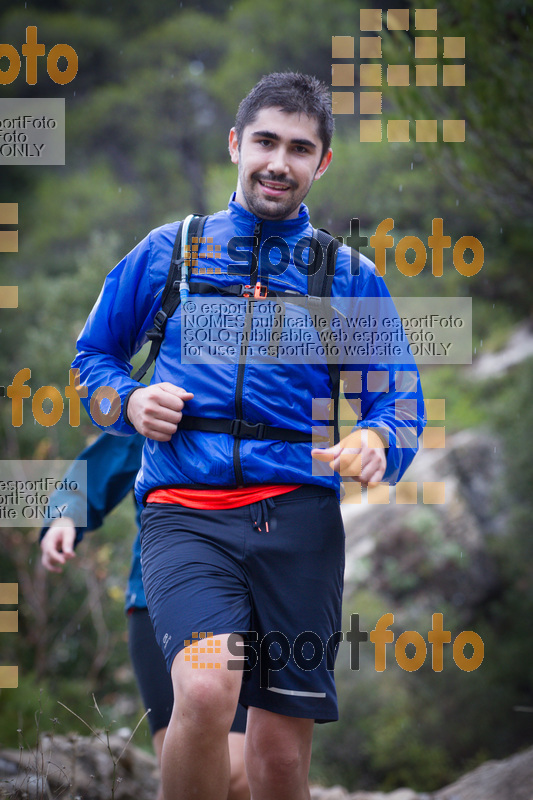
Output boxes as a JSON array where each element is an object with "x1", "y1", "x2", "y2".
[
  {"x1": 125, "y1": 383, "x2": 194, "y2": 441},
  {"x1": 311, "y1": 427, "x2": 387, "y2": 486}
]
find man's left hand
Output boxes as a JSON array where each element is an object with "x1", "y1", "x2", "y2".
[{"x1": 311, "y1": 428, "x2": 387, "y2": 486}]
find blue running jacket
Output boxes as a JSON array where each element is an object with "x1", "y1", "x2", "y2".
[{"x1": 73, "y1": 197, "x2": 426, "y2": 503}]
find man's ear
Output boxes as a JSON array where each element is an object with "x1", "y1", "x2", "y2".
[
  {"x1": 228, "y1": 128, "x2": 239, "y2": 164},
  {"x1": 314, "y1": 148, "x2": 333, "y2": 181}
]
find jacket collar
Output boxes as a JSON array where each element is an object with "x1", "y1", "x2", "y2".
[{"x1": 227, "y1": 193, "x2": 311, "y2": 237}]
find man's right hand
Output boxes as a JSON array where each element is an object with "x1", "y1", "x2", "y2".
[{"x1": 126, "y1": 383, "x2": 194, "y2": 441}]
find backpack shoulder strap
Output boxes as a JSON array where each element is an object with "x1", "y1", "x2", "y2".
[
  {"x1": 132, "y1": 214, "x2": 208, "y2": 382},
  {"x1": 307, "y1": 227, "x2": 340, "y2": 298}
]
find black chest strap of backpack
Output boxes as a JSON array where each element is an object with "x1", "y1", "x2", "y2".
[{"x1": 132, "y1": 214, "x2": 208, "y2": 382}]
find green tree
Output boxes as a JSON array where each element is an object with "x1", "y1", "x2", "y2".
[{"x1": 381, "y1": 0, "x2": 533, "y2": 222}]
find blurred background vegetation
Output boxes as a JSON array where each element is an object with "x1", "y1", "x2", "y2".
[{"x1": 0, "y1": 0, "x2": 532, "y2": 792}]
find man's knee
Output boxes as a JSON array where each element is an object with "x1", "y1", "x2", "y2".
[
  {"x1": 245, "y1": 709, "x2": 313, "y2": 783},
  {"x1": 173, "y1": 669, "x2": 237, "y2": 725},
  {"x1": 258, "y1": 747, "x2": 307, "y2": 781},
  {"x1": 170, "y1": 637, "x2": 243, "y2": 729}
]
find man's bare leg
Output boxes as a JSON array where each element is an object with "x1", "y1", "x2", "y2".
[
  {"x1": 228, "y1": 732, "x2": 250, "y2": 800},
  {"x1": 245, "y1": 707, "x2": 314, "y2": 800},
  {"x1": 152, "y1": 726, "x2": 249, "y2": 800},
  {"x1": 161, "y1": 634, "x2": 243, "y2": 800}
]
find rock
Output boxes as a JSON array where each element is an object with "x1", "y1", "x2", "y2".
[
  {"x1": 347, "y1": 789, "x2": 422, "y2": 800},
  {"x1": 311, "y1": 786, "x2": 350, "y2": 799},
  {"x1": 434, "y1": 745, "x2": 533, "y2": 800},
  {"x1": 0, "y1": 732, "x2": 158, "y2": 800},
  {"x1": 341, "y1": 429, "x2": 505, "y2": 620},
  {"x1": 468, "y1": 323, "x2": 533, "y2": 380},
  {"x1": 2, "y1": 735, "x2": 533, "y2": 800},
  {"x1": 0, "y1": 773, "x2": 51, "y2": 800}
]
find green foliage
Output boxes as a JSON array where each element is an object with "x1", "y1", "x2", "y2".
[
  {"x1": 0, "y1": 677, "x2": 57, "y2": 749},
  {"x1": 0, "y1": 496, "x2": 139, "y2": 749},
  {"x1": 378, "y1": 0, "x2": 533, "y2": 312},
  {"x1": 0, "y1": 675, "x2": 97, "y2": 749},
  {"x1": 382, "y1": 0, "x2": 533, "y2": 224},
  {"x1": 311, "y1": 591, "x2": 455, "y2": 791},
  {"x1": 489, "y1": 358, "x2": 533, "y2": 554},
  {"x1": 419, "y1": 365, "x2": 489, "y2": 432},
  {"x1": 313, "y1": 360, "x2": 533, "y2": 791}
]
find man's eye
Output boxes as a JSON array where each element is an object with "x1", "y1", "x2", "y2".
[{"x1": 258, "y1": 139, "x2": 272, "y2": 147}]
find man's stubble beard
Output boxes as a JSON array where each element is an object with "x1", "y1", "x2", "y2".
[{"x1": 237, "y1": 162, "x2": 313, "y2": 221}]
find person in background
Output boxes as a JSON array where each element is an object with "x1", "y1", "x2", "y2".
[{"x1": 40, "y1": 432, "x2": 250, "y2": 800}]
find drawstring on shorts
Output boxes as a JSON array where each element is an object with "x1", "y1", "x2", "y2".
[{"x1": 251, "y1": 496, "x2": 276, "y2": 532}]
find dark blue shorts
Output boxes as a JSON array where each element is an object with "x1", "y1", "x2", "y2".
[{"x1": 140, "y1": 484, "x2": 345, "y2": 723}]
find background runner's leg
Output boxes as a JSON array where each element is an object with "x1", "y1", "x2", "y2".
[{"x1": 228, "y1": 732, "x2": 250, "y2": 800}]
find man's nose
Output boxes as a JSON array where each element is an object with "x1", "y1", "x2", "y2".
[{"x1": 266, "y1": 147, "x2": 290, "y2": 175}]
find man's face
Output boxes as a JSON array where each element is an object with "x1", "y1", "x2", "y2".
[{"x1": 228, "y1": 107, "x2": 332, "y2": 221}]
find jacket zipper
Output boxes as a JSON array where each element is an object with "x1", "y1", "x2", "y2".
[{"x1": 233, "y1": 220, "x2": 262, "y2": 485}]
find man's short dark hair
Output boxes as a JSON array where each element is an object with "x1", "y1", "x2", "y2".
[{"x1": 234, "y1": 72, "x2": 334, "y2": 160}]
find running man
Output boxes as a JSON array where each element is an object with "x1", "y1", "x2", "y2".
[{"x1": 72, "y1": 72, "x2": 425, "y2": 799}]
